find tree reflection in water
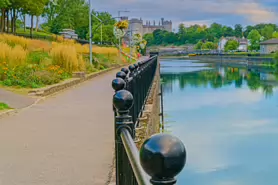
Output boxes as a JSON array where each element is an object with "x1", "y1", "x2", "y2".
[{"x1": 161, "y1": 66, "x2": 278, "y2": 98}]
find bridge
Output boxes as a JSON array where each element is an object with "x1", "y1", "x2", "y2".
[{"x1": 0, "y1": 53, "x2": 186, "y2": 185}]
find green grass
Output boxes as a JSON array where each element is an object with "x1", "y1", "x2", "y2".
[
  {"x1": 16, "y1": 28, "x2": 53, "y2": 37},
  {"x1": 0, "y1": 102, "x2": 11, "y2": 110}
]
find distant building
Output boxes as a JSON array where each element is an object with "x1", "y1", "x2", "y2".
[
  {"x1": 218, "y1": 37, "x2": 249, "y2": 52},
  {"x1": 238, "y1": 38, "x2": 249, "y2": 51},
  {"x1": 59, "y1": 29, "x2": 78, "y2": 39},
  {"x1": 125, "y1": 17, "x2": 172, "y2": 36},
  {"x1": 260, "y1": 38, "x2": 278, "y2": 54}
]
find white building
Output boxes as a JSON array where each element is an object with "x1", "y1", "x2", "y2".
[{"x1": 218, "y1": 37, "x2": 249, "y2": 52}]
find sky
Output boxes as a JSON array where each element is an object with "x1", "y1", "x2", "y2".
[{"x1": 92, "y1": 0, "x2": 278, "y2": 30}]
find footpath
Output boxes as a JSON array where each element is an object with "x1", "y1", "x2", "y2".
[{"x1": 0, "y1": 68, "x2": 119, "y2": 185}]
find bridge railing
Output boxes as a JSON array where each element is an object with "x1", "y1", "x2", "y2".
[{"x1": 112, "y1": 53, "x2": 187, "y2": 185}]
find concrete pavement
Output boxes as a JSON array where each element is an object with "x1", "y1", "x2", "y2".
[
  {"x1": 0, "y1": 88, "x2": 38, "y2": 109},
  {"x1": 0, "y1": 68, "x2": 120, "y2": 185}
]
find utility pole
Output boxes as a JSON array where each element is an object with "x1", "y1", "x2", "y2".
[
  {"x1": 89, "y1": 0, "x2": 92, "y2": 65},
  {"x1": 129, "y1": 28, "x2": 132, "y2": 62}
]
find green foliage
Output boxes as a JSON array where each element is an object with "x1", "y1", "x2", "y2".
[
  {"x1": 234, "y1": 24, "x2": 243, "y2": 37},
  {"x1": 225, "y1": 40, "x2": 239, "y2": 52},
  {"x1": 248, "y1": 30, "x2": 261, "y2": 51},
  {"x1": 0, "y1": 63, "x2": 70, "y2": 88},
  {"x1": 272, "y1": 32, "x2": 278, "y2": 38},
  {"x1": 194, "y1": 41, "x2": 203, "y2": 50},
  {"x1": 0, "y1": 102, "x2": 10, "y2": 110},
  {"x1": 261, "y1": 25, "x2": 275, "y2": 40},
  {"x1": 145, "y1": 23, "x2": 278, "y2": 46},
  {"x1": 203, "y1": 42, "x2": 216, "y2": 50}
]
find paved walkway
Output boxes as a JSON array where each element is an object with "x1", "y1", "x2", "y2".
[
  {"x1": 0, "y1": 69, "x2": 119, "y2": 185},
  {"x1": 0, "y1": 89, "x2": 38, "y2": 109}
]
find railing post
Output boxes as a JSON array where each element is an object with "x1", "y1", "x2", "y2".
[
  {"x1": 113, "y1": 89, "x2": 136, "y2": 185},
  {"x1": 140, "y1": 134, "x2": 186, "y2": 185}
]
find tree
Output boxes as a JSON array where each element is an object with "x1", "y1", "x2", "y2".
[
  {"x1": 203, "y1": 42, "x2": 216, "y2": 50},
  {"x1": 224, "y1": 40, "x2": 239, "y2": 51},
  {"x1": 143, "y1": 33, "x2": 154, "y2": 45},
  {"x1": 222, "y1": 26, "x2": 234, "y2": 37},
  {"x1": 261, "y1": 25, "x2": 275, "y2": 40},
  {"x1": 0, "y1": 0, "x2": 10, "y2": 32},
  {"x1": 194, "y1": 40, "x2": 203, "y2": 50},
  {"x1": 234, "y1": 24, "x2": 243, "y2": 37},
  {"x1": 273, "y1": 32, "x2": 278, "y2": 38},
  {"x1": 23, "y1": 0, "x2": 49, "y2": 37},
  {"x1": 247, "y1": 30, "x2": 261, "y2": 51}
]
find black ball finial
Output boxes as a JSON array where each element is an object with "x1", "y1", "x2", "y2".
[
  {"x1": 112, "y1": 78, "x2": 126, "y2": 91},
  {"x1": 138, "y1": 61, "x2": 143, "y2": 66},
  {"x1": 121, "y1": 68, "x2": 129, "y2": 75},
  {"x1": 134, "y1": 63, "x2": 139, "y2": 69},
  {"x1": 129, "y1": 65, "x2": 135, "y2": 72},
  {"x1": 113, "y1": 90, "x2": 134, "y2": 112},
  {"x1": 140, "y1": 134, "x2": 186, "y2": 185},
  {"x1": 116, "y1": 71, "x2": 127, "y2": 80}
]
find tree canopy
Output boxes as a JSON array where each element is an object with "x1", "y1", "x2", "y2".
[{"x1": 144, "y1": 23, "x2": 278, "y2": 47}]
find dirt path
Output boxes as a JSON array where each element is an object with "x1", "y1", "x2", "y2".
[{"x1": 0, "y1": 68, "x2": 120, "y2": 185}]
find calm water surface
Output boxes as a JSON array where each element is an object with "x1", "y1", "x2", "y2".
[{"x1": 160, "y1": 59, "x2": 278, "y2": 185}]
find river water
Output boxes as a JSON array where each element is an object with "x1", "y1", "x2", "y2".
[{"x1": 160, "y1": 58, "x2": 278, "y2": 185}]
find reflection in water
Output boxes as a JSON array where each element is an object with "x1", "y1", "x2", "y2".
[
  {"x1": 162, "y1": 66, "x2": 278, "y2": 98},
  {"x1": 161, "y1": 59, "x2": 278, "y2": 185}
]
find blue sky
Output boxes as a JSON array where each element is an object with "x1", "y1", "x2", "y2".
[{"x1": 92, "y1": 0, "x2": 278, "y2": 30}]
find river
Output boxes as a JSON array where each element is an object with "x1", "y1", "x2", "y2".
[{"x1": 160, "y1": 58, "x2": 278, "y2": 185}]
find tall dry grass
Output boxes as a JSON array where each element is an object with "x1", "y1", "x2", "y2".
[
  {"x1": 0, "y1": 42, "x2": 27, "y2": 66},
  {"x1": 0, "y1": 34, "x2": 30, "y2": 50},
  {"x1": 92, "y1": 46, "x2": 118, "y2": 55},
  {"x1": 50, "y1": 44, "x2": 85, "y2": 73}
]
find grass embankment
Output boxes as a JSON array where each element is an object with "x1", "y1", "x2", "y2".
[
  {"x1": 0, "y1": 34, "x2": 134, "y2": 90},
  {"x1": 16, "y1": 28, "x2": 53, "y2": 37},
  {"x1": 0, "y1": 102, "x2": 11, "y2": 111}
]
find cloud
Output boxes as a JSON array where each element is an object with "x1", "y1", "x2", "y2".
[
  {"x1": 92, "y1": 0, "x2": 278, "y2": 28},
  {"x1": 165, "y1": 88, "x2": 264, "y2": 111}
]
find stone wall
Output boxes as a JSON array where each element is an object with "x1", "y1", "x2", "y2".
[{"x1": 135, "y1": 61, "x2": 161, "y2": 148}]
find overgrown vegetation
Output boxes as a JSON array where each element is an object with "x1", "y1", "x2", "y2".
[{"x1": 0, "y1": 34, "x2": 124, "y2": 88}]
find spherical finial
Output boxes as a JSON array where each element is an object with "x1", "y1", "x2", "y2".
[
  {"x1": 129, "y1": 65, "x2": 135, "y2": 72},
  {"x1": 138, "y1": 61, "x2": 143, "y2": 66},
  {"x1": 121, "y1": 68, "x2": 129, "y2": 75},
  {"x1": 140, "y1": 134, "x2": 186, "y2": 184},
  {"x1": 113, "y1": 90, "x2": 134, "y2": 112},
  {"x1": 116, "y1": 71, "x2": 127, "y2": 80},
  {"x1": 112, "y1": 78, "x2": 126, "y2": 91},
  {"x1": 134, "y1": 63, "x2": 139, "y2": 69}
]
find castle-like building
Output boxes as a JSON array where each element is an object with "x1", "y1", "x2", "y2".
[{"x1": 122, "y1": 17, "x2": 172, "y2": 36}]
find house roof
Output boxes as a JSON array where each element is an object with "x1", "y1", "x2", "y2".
[{"x1": 260, "y1": 38, "x2": 278, "y2": 45}]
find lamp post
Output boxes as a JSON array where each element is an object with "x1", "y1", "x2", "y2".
[
  {"x1": 126, "y1": 28, "x2": 138, "y2": 62},
  {"x1": 89, "y1": 0, "x2": 92, "y2": 65},
  {"x1": 92, "y1": 13, "x2": 103, "y2": 45},
  {"x1": 117, "y1": 10, "x2": 130, "y2": 52}
]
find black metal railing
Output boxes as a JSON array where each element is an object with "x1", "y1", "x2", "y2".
[{"x1": 112, "y1": 53, "x2": 187, "y2": 185}]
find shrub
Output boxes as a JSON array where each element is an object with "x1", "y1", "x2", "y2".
[{"x1": 0, "y1": 63, "x2": 70, "y2": 88}]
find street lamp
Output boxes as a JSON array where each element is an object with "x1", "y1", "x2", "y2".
[
  {"x1": 125, "y1": 28, "x2": 138, "y2": 61},
  {"x1": 92, "y1": 13, "x2": 103, "y2": 45},
  {"x1": 89, "y1": 0, "x2": 93, "y2": 65},
  {"x1": 117, "y1": 10, "x2": 130, "y2": 52}
]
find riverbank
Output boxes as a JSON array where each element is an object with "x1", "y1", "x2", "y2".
[{"x1": 189, "y1": 55, "x2": 274, "y2": 64}]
